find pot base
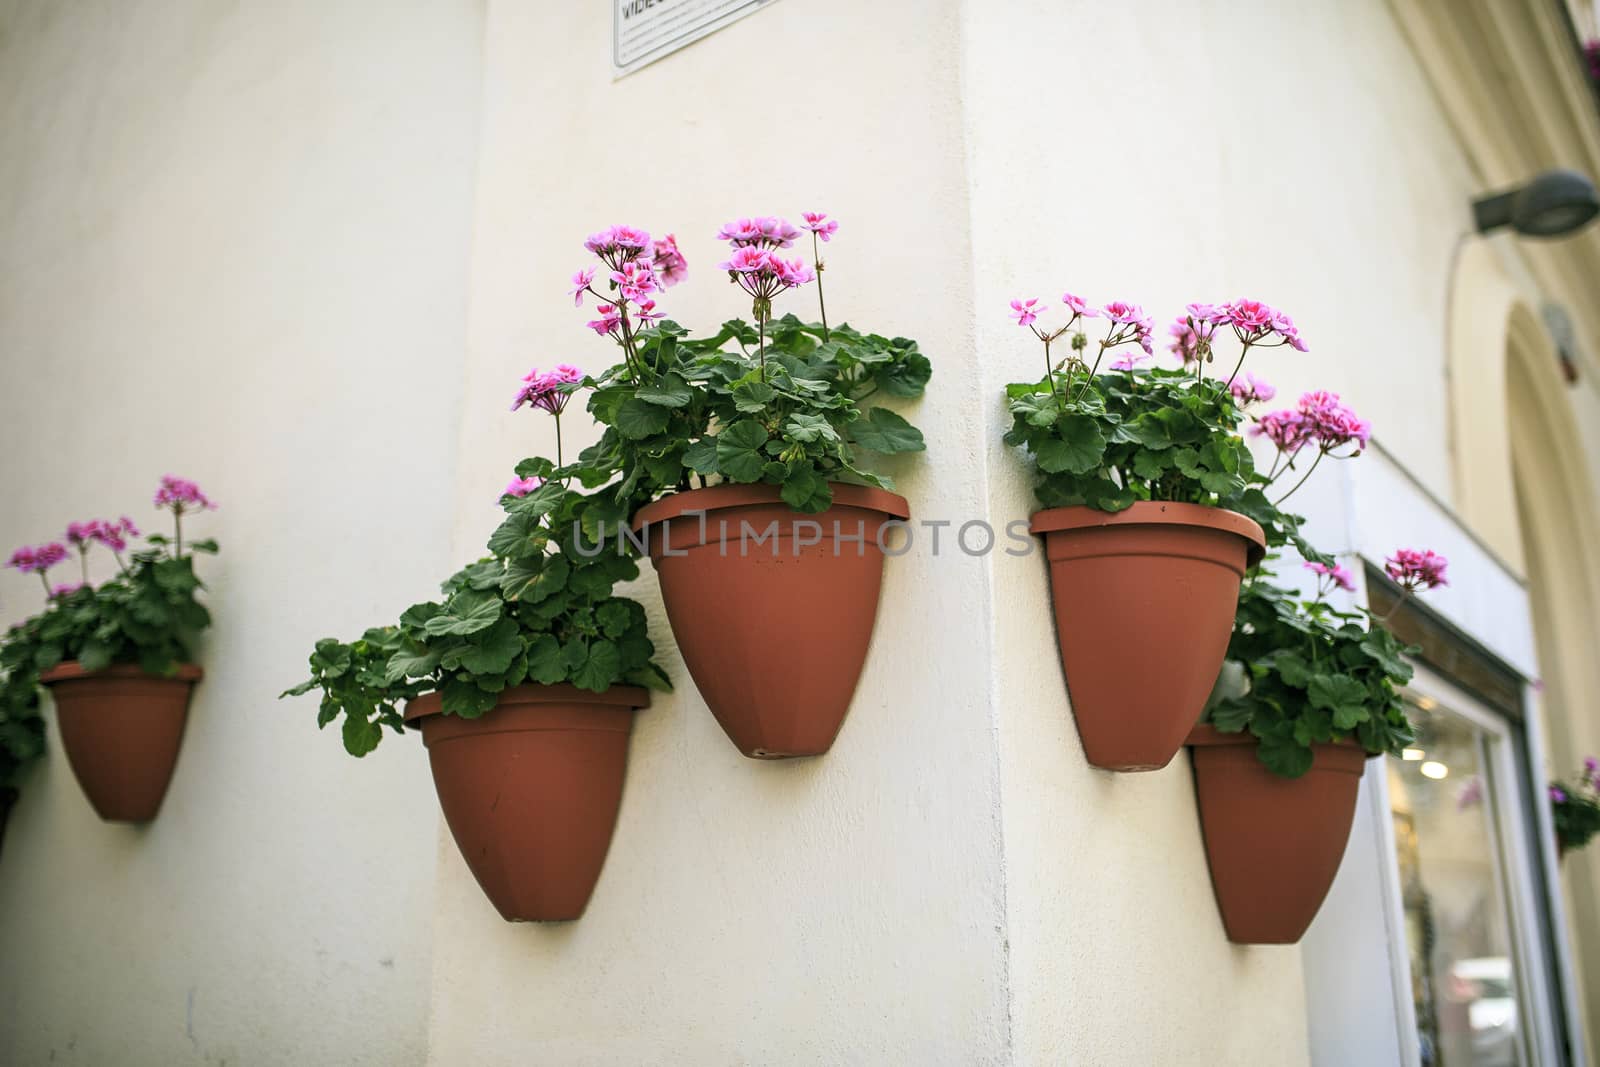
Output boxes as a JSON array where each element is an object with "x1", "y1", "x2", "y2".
[
  {"x1": 1187, "y1": 724, "x2": 1369, "y2": 944},
  {"x1": 406, "y1": 684, "x2": 648, "y2": 922},
  {"x1": 632, "y1": 483, "x2": 909, "y2": 760},
  {"x1": 40, "y1": 662, "x2": 201, "y2": 823},
  {"x1": 1032, "y1": 503, "x2": 1265, "y2": 772}
]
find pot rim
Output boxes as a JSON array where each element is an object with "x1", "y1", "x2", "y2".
[
  {"x1": 630, "y1": 481, "x2": 911, "y2": 533},
  {"x1": 1030, "y1": 501, "x2": 1266, "y2": 567},
  {"x1": 403, "y1": 681, "x2": 651, "y2": 724},
  {"x1": 1186, "y1": 722, "x2": 1373, "y2": 759},
  {"x1": 39, "y1": 661, "x2": 203, "y2": 685}
]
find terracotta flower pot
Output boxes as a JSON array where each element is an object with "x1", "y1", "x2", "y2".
[
  {"x1": 1031, "y1": 502, "x2": 1265, "y2": 771},
  {"x1": 40, "y1": 661, "x2": 202, "y2": 822},
  {"x1": 631, "y1": 482, "x2": 909, "y2": 759},
  {"x1": 1186, "y1": 724, "x2": 1371, "y2": 944},
  {"x1": 405, "y1": 683, "x2": 649, "y2": 922}
]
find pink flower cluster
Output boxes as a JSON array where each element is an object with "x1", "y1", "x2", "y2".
[
  {"x1": 801, "y1": 212, "x2": 839, "y2": 242},
  {"x1": 1229, "y1": 373, "x2": 1276, "y2": 405},
  {"x1": 504, "y1": 475, "x2": 545, "y2": 498},
  {"x1": 66, "y1": 517, "x2": 140, "y2": 554},
  {"x1": 154, "y1": 475, "x2": 215, "y2": 512},
  {"x1": 716, "y1": 216, "x2": 802, "y2": 249},
  {"x1": 51, "y1": 582, "x2": 85, "y2": 598},
  {"x1": 1169, "y1": 299, "x2": 1308, "y2": 362},
  {"x1": 6, "y1": 542, "x2": 69, "y2": 575},
  {"x1": 511, "y1": 364, "x2": 583, "y2": 415},
  {"x1": 1385, "y1": 548, "x2": 1449, "y2": 591},
  {"x1": 1304, "y1": 560, "x2": 1356, "y2": 593},
  {"x1": 1254, "y1": 392, "x2": 1370, "y2": 454},
  {"x1": 572, "y1": 227, "x2": 686, "y2": 325},
  {"x1": 719, "y1": 244, "x2": 815, "y2": 299},
  {"x1": 1009, "y1": 292, "x2": 1150, "y2": 354}
]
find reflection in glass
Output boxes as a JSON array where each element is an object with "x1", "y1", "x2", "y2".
[{"x1": 1390, "y1": 699, "x2": 1525, "y2": 1067}]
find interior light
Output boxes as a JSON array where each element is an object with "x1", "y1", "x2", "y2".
[
  {"x1": 1403, "y1": 748, "x2": 1426, "y2": 761},
  {"x1": 1421, "y1": 761, "x2": 1450, "y2": 780}
]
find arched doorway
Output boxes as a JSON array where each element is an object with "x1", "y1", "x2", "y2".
[{"x1": 1508, "y1": 302, "x2": 1600, "y2": 1060}]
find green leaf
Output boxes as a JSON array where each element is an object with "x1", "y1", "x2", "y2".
[
  {"x1": 784, "y1": 412, "x2": 838, "y2": 444},
  {"x1": 386, "y1": 646, "x2": 441, "y2": 683},
  {"x1": 683, "y1": 438, "x2": 720, "y2": 474},
  {"x1": 850, "y1": 407, "x2": 925, "y2": 454},
  {"x1": 342, "y1": 714, "x2": 383, "y2": 757},
  {"x1": 423, "y1": 592, "x2": 502, "y2": 637},
  {"x1": 572, "y1": 640, "x2": 622, "y2": 692},
  {"x1": 439, "y1": 677, "x2": 498, "y2": 717},
  {"x1": 1033, "y1": 414, "x2": 1105, "y2": 474},
  {"x1": 458, "y1": 617, "x2": 522, "y2": 675},
  {"x1": 634, "y1": 374, "x2": 693, "y2": 409},
  {"x1": 780, "y1": 465, "x2": 833, "y2": 513},
  {"x1": 717, "y1": 420, "x2": 769, "y2": 482},
  {"x1": 615, "y1": 396, "x2": 671, "y2": 439},
  {"x1": 78, "y1": 640, "x2": 113, "y2": 674},
  {"x1": 525, "y1": 635, "x2": 565, "y2": 685}
]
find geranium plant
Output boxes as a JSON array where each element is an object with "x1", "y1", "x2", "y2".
[
  {"x1": 0, "y1": 477, "x2": 217, "y2": 793},
  {"x1": 283, "y1": 465, "x2": 667, "y2": 756},
  {"x1": 1551, "y1": 758, "x2": 1600, "y2": 855},
  {"x1": 1208, "y1": 550, "x2": 1446, "y2": 778},
  {"x1": 564, "y1": 215, "x2": 930, "y2": 519},
  {"x1": 1003, "y1": 297, "x2": 1309, "y2": 520}
]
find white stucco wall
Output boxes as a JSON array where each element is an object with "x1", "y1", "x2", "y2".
[
  {"x1": 424, "y1": 1, "x2": 1012, "y2": 1062},
  {"x1": 0, "y1": 1, "x2": 483, "y2": 1063}
]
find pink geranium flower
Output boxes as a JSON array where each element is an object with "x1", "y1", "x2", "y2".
[
  {"x1": 584, "y1": 225, "x2": 651, "y2": 257},
  {"x1": 611, "y1": 260, "x2": 659, "y2": 304},
  {"x1": 568, "y1": 267, "x2": 597, "y2": 308},
  {"x1": 1304, "y1": 560, "x2": 1356, "y2": 592},
  {"x1": 6, "y1": 542, "x2": 69, "y2": 575},
  {"x1": 51, "y1": 582, "x2": 85, "y2": 598},
  {"x1": 511, "y1": 365, "x2": 584, "y2": 415},
  {"x1": 503, "y1": 476, "x2": 545, "y2": 498},
  {"x1": 801, "y1": 212, "x2": 839, "y2": 242},
  {"x1": 1253, "y1": 409, "x2": 1308, "y2": 451},
  {"x1": 717, "y1": 216, "x2": 801, "y2": 249},
  {"x1": 586, "y1": 304, "x2": 623, "y2": 338},
  {"x1": 650, "y1": 235, "x2": 688, "y2": 287},
  {"x1": 1061, "y1": 292, "x2": 1098, "y2": 318},
  {"x1": 1229, "y1": 372, "x2": 1276, "y2": 405},
  {"x1": 1009, "y1": 298, "x2": 1044, "y2": 328},
  {"x1": 1385, "y1": 548, "x2": 1449, "y2": 591},
  {"x1": 154, "y1": 476, "x2": 214, "y2": 512},
  {"x1": 1110, "y1": 352, "x2": 1151, "y2": 371},
  {"x1": 1298, "y1": 391, "x2": 1370, "y2": 452}
]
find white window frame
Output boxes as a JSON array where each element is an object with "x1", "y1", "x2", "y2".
[{"x1": 1370, "y1": 660, "x2": 1577, "y2": 1066}]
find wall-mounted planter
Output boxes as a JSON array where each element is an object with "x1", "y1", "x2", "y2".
[
  {"x1": 631, "y1": 482, "x2": 909, "y2": 759},
  {"x1": 1031, "y1": 502, "x2": 1264, "y2": 771},
  {"x1": 1186, "y1": 724, "x2": 1369, "y2": 944},
  {"x1": 40, "y1": 661, "x2": 201, "y2": 822},
  {"x1": 405, "y1": 683, "x2": 648, "y2": 922}
]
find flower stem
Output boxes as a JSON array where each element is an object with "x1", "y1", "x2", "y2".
[
  {"x1": 1224, "y1": 340, "x2": 1254, "y2": 390},
  {"x1": 38, "y1": 572, "x2": 52, "y2": 599},
  {"x1": 1274, "y1": 448, "x2": 1326, "y2": 504},
  {"x1": 1072, "y1": 339, "x2": 1112, "y2": 405},
  {"x1": 78, "y1": 550, "x2": 88, "y2": 585},
  {"x1": 174, "y1": 507, "x2": 183, "y2": 558},
  {"x1": 812, "y1": 233, "x2": 830, "y2": 342},
  {"x1": 554, "y1": 412, "x2": 564, "y2": 471},
  {"x1": 1042, "y1": 336, "x2": 1062, "y2": 406}
]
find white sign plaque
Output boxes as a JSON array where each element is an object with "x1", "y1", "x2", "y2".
[{"x1": 614, "y1": 0, "x2": 777, "y2": 77}]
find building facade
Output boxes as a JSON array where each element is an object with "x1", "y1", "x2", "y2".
[{"x1": 2, "y1": 1, "x2": 1600, "y2": 1063}]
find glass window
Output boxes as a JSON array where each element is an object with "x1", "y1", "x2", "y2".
[{"x1": 1390, "y1": 695, "x2": 1529, "y2": 1067}]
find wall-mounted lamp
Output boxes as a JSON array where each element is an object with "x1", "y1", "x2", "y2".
[{"x1": 1472, "y1": 168, "x2": 1600, "y2": 238}]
